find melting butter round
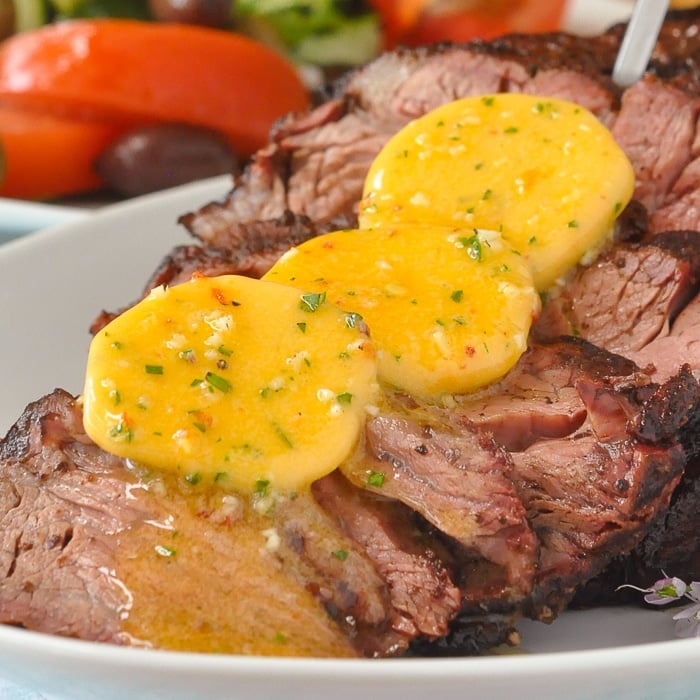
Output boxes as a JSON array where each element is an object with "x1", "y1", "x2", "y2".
[
  {"x1": 264, "y1": 225, "x2": 540, "y2": 398},
  {"x1": 82, "y1": 275, "x2": 379, "y2": 494},
  {"x1": 359, "y1": 94, "x2": 635, "y2": 290}
]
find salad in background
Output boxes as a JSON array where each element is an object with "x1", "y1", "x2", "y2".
[{"x1": 0, "y1": 0, "x2": 568, "y2": 203}]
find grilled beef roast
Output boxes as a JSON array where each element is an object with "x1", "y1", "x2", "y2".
[
  {"x1": 2, "y1": 343, "x2": 696, "y2": 655},
  {"x1": 177, "y1": 9, "x2": 700, "y2": 253},
  {"x1": 7, "y1": 9, "x2": 700, "y2": 656}
]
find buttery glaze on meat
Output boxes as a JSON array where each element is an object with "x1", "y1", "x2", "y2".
[
  {"x1": 0, "y1": 389, "x2": 357, "y2": 656},
  {"x1": 114, "y1": 480, "x2": 359, "y2": 656}
]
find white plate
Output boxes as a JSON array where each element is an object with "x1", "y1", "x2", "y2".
[
  {"x1": 1, "y1": 172, "x2": 699, "y2": 700},
  {"x1": 0, "y1": 198, "x2": 88, "y2": 243}
]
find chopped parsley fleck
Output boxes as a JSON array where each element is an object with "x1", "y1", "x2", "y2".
[
  {"x1": 296, "y1": 322, "x2": 307, "y2": 333},
  {"x1": 145, "y1": 364, "x2": 164, "y2": 375},
  {"x1": 459, "y1": 235, "x2": 483, "y2": 262},
  {"x1": 205, "y1": 372, "x2": 231, "y2": 394},
  {"x1": 185, "y1": 472, "x2": 202, "y2": 485},
  {"x1": 482, "y1": 96, "x2": 495, "y2": 106},
  {"x1": 504, "y1": 126, "x2": 519, "y2": 134},
  {"x1": 273, "y1": 423, "x2": 293, "y2": 448},
  {"x1": 111, "y1": 340, "x2": 123, "y2": 350},
  {"x1": 367, "y1": 471, "x2": 385, "y2": 488},
  {"x1": 109, "y1": 419, "x2": 132, "y2": 442},
  {"x1": 336, "y1": 392, "x2": 353, "y2": 404},
  {"x1": 255, "y1": 479, "x2": 270, "y2": 496},
  {"x1": 299, "y1": 291, "x2": 327, "y2": 312},
  {"x1": 482, "y1": 189, "x2": 493, "y2": 201},
  {"x1": 155, "y1": 544, "x2": 176, "y2": 558},
  {"x1": 110, "y1": 389, "x2": 121, "y2": 406},
  {"x1": 345, "y1": 311, "x2": 363, "y2": 329},
  {"x1": 568, "y1": 220, "x2": 579, "y2": 228},
  {"x1": 332, "y1": 549, "x2": 349, "y2": 561},
  {"x1": 450, "y1": 289, "x2": 464, "y2": 303},
  {"x1": 217, "y1": 344, "x2": 233, "y2": 357}
]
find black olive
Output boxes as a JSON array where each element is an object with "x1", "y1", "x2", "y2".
[
  {"x1": 147, "y1": 0, "x2": 232, "y2": 28},
  {"x1": 0, "y1": 0, "x2": 14, "y2": 40},
  {"x1": 96, "y1": 123, "x2": 238, "y2": 197}
]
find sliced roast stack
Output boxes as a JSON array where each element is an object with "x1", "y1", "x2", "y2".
[{"x1": 5, "y1": 9, "x2": 700, "y2": 657}]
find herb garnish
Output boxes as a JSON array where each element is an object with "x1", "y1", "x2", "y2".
[
  {"x1": 205, "y1": 372, "x2": 231, "y2": 393},
  {"x1": 619, "y1": 574, "x2": 700, "y2": 638},
  {"x1": 299, "y1": 291, "x2": 326, "y2": 312},
  {"x1": 459, "y1": 235, "x2": 483, "y2": 262},
  {"x1": 367, "y1": 471, "x2": 385, "y2": 487}
]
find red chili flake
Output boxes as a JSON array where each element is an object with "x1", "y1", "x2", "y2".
[
  {"x1": 464, "y1": 345, "x2": 476, "y2": 357},
  {"x1": 190, "y1": 410, "x2": 213, "y2": 430},
  {"x1": 211, "y1": 287, "x2": 228, "y2": 305}
]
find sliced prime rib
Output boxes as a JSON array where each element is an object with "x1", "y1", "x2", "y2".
[
  {"x1": 610, "y1": 76, "x2": 700, "y2": 233},
  {"x1": 310, "y1": 471, "x2": 463, "y2": 655},
  {"x1": 534, "y1": 231, "x2": 700, "y2": 356},
  {"x1": 175, "y1": 10, "x2": 700, "y2": 255},
  {"x1": 571, "y1": 286, "x2": 700, "y2": 606},
  {"x1": 516, "y1": 367, "x2": 694, "y2": 617},
  {"x1": 0, "y1": 390, "x2": 417, "y2": 657},
  {"x1": 0, "y1": 390, "x2": 146, "y2": 643},
  {"x1": 0, "y1": 389, "x2": 522, "y2": 656},
  {"x1": 343, "y1": 413, "x2": 539, "y2": 601},
  {"x1": 530, "y1": 229, "x2": 700, "y2": 608},
  {"x1": 10, "y1": 9, "x2": 700, "y2": 657},
  {"x1": 2, "y1": 333, "x2": 697, "y2": 655},
  {"x1": 178, "y1": 38, "x2": 619, "y2": 250}
]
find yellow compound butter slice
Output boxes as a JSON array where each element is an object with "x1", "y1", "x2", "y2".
[
  {"x1": 359, "y1": 94, "x2": 635, "y2": 290},
  {"x1": 264, "y1": 224, "x2": 540, "y2": 398},
  {"x1": 82, "y1": 275, "x2": 379, "y2": 494}
]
